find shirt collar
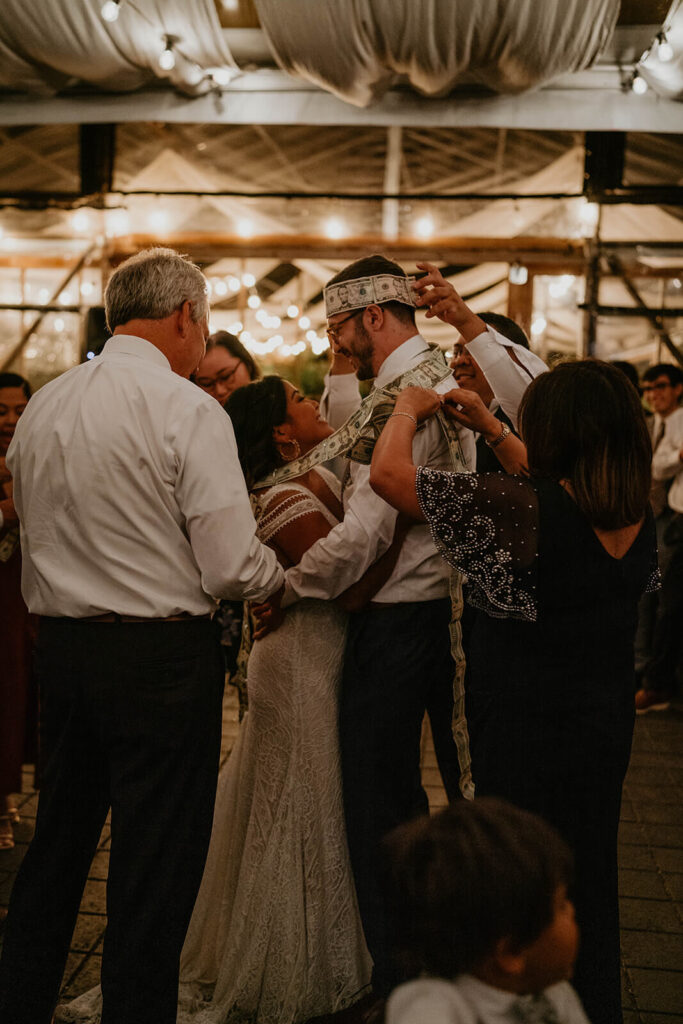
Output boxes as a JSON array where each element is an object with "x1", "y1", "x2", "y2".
[
  {"x1": 100, "y1": 334, "x2": 172, "y2": 372},
  {"x1": 374, "y1": 334, "x2": 431, "y2": 388}
]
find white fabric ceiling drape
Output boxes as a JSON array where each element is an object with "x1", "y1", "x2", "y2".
[{"x1": 255, "y1": 0, "x2": 621, "y2": 106}]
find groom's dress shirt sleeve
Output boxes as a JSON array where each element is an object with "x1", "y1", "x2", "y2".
[
  {"x1": 7, "y1": 334, "x2": 283, "y2": 618},
  {"x1": 284, "y1": 335, "x2": 468, "y2": 607}
]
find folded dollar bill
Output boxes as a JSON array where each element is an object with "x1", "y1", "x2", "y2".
[{"x1": 324, "y1": 274, "x2": 417, "y2": 317}]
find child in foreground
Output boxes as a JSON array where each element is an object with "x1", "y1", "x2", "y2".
[{"x1": 384, "y1": 798, "x2": 591, "y2": 1024}]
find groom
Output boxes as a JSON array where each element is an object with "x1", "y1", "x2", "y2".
[{"x1": 263, "y1": 254, "x2": 471, "y2": 996}]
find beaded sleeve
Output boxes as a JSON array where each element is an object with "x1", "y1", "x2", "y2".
[{"x1": 416, "y1": 467, "x2": 539, "y2": 621}]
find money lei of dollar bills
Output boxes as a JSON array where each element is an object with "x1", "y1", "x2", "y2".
[{"x1": 255, "y1": 347, "x2": 456, "y2": 489}]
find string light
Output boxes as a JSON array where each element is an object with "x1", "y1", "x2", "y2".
[
  {"x1": 213, "y1": 279, "x2": 228, "y2": 297},
  {"x1": 656, "y1": 32, "x2": 674, "y2": 63},
  {"x1": 508, "y1": 264, "x2": 528, "y2": 286},
  {"x1": 531, "y1": 314, "x2": 547, "y2": 337},
  {"x1": 210, "y1": 67, "x2": 237, "y2": 87},
  {"x1": 100, "y1": 1, "x2": 120, "y2": 22},
  {"x1": 325, "y1": 217, "x2": 346, "y2": 240},
  {"x1": 159, "y1": 37, "x2": 176, "y2": 71},
  {"x1": 241, "y1": 272, "x2": 256, "y2": 287},
  {"x1": 631, "y1": 71, "x2": 648, "y2": 95},
  {"x1": 237, "y1": 219, "x2": 254, "y2": 238},
  {"x1": 71, "y1": 209, "x2": 92, "y2": 232},
  {"x1": 247, "y1": 294, "x2": 261, "y2": 309},
  {"x1": 415, "y1": 216, "x2": 434, "y2": 240},
  {"x1": 287, "y1": 304, "x2": 299, "y2": 318},
  {"x1": 298, "y1": 315, "x2": 311, "y2": 329}
]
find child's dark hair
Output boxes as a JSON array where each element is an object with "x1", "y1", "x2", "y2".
[
  {"x1": 384, "y1": 797, "x2": 572, "y2": 979},
  {"x1": 224, "y1": 376, "x2": 287, "y2": 489}
]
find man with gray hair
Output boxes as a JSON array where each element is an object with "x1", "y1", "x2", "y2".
[{"x1": 0, "y1": 248, "x2": 284, "y2": 1024}]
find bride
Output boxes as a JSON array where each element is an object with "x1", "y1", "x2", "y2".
[{"x1": 58, "y1": 376, "x2": 406, "y2": 1024}]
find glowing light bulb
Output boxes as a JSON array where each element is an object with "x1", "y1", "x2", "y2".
[
  {"x1": 325, "y1": 218, "x2": 346, "y2": 240},
  {"x1": 508, "y1": 264, "x2": 528, "y2": 286},
  {"x1": 579, "y1": 200, "x2": 599, "y2": 237},
  {"x1": 631, "y1": 72, "x2": 648, "y2": 95},
  {"x1": 148, "y1": 208, "x2": 169, "y2": 231},
  {"x1": 237, "y1": 219, "x2": 254, "y2": 238},
  {"x1": 247, "y1": 294, "x2": 261, "y2": 309},
  {"x1": 298, "y1": 316, "x2": 311, "y2": 329},
  {"x1": 101, "y1": 1, "x2": 120, "y2": 22},
  {"x1": 72, "y1": 210, "x2": 92, "y2": 232},
  {"x1": 54, "y1": 317, "x2": 65, "y2": 333},
  {"x1": 106, "y1": 209, "x2": 129, "y2": 235},
  {"x1": 228, "y1": 321, "x2": 243, "y2": 333},
  {"x1": 159, "y1": 40, "x2": 176, "y2": 71},
  {"x1": 211, "y1": 67, "x2": 235, "y2": 87},
  {"x1": 213, "y1": 279, "x2": 228, "y2": 297},
  {"x1": 287, "y1": 304, "x2": 299, "y2": 318},
  {"x1": 80, "y1": 280, "x2": 95, "y2": 297},
  {"x1": 227, "y1": 275, "x2": 241, "y2": 292},
  {"x1": 657, "y1": 36, "x2": 674, "y2": 63},
  {"x1": 415, "y1": 216, "x2": 434, "y2": 239},
  {"x1": 58, "y1": 290, "x2": 73, "y2": 305},
  {"x1": 531, "y1": 315, "x2": 547, "y2": 337}
]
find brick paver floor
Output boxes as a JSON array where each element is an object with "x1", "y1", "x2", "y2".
[{"x1": 1, "y1": 686, "x2": 681, "y2": 1021}]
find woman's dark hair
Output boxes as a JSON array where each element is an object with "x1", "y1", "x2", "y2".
[
  {"x1": 205, "y1": 331, "x2": 261, "y2": 381},
  {"x1": 0, "y1": 372, "x2": 31, "y2": 401},
  {"x1": 384, "y1": 798, "x2": 572, "y2": 979},
  {"x1": 519, "y1": 359, "x2": 652, "y2": 530},
  {"x1": 224, "y1": 376, "x2": 287, "y2": 489}
]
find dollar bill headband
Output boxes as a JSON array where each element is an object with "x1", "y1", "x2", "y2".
[{"x1": 324, "y1": 273, "x2": 417, "y2": 317}]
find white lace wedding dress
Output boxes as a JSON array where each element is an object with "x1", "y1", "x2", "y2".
[{"x1": 56, "y1": 468, "x2": 372, "y2": 1024}]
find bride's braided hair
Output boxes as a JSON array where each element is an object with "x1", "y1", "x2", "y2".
[{"x1": 225, "y1": 376, "x2": 288, "y2": 490}]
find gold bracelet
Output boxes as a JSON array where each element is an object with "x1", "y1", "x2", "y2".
[{"x1": 388, "y1": 411, "x2": 418, "y2": 427}]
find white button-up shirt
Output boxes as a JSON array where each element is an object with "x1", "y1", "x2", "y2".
[
  {"x1": 7, "y1": 335, "x2": 283, "y2": 618},
  {"x1": 652, "y1": 405, "x2": 683, "y2": 515},
  {"x1": 285, "y1": 334, "x2": 459, "y2": 606}
]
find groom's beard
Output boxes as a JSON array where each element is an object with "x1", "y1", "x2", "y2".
[{"x1": 349, "y1": 322, "x2": 375, "y2": 381}]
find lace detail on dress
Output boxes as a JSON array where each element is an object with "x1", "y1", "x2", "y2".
[
  {"x1": 256, "y1": 491, "x2": 321, "y2": 544},
  {"x1": 416, "y1": 467, "x2": 539, "y2": 621}
]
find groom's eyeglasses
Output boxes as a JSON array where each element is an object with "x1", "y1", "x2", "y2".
[{"x1": 326, "y1": 308, "x2": 365, "y2": 343}]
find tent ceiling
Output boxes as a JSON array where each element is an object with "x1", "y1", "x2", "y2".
[{"x1": 0, "y1": 1, "x2": 681, "y2": 130}]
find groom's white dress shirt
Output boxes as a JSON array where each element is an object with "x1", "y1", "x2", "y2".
[
  {"x1": 285, "y1": 334, "x2": 460, "y2": 606},
  {"x1": 8, "y1": 334, "x2": 283, "y2": 618}
]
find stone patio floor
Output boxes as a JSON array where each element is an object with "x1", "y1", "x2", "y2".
[{"x1": 1, "y1": 686, "x2": 681, "y2": 1022}]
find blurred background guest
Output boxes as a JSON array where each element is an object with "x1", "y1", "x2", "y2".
[
  {"x1": 193, "y1": 331, "x2": 260, "y2": 407},
  {"x1": 635, "y1": 362, "x2": 683, "y2": 714},
  {"x1": 634, "y1": 363, "x2": 683, "y2": 712},
  {"x1": 0, "y1": 372, "x2": 37, "y2": 851}
]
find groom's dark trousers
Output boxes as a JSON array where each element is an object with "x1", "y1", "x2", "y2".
[
  {"x1": 340, "y1": 597, "x2": 456, "y2": 996},
  {"x1": 0, "y1": 615, "x2": 224, "y2": 1024}
]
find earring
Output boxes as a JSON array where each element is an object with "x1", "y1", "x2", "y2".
[{"x1": 279, "y1": 438, "x2": 301, "y2": 463}]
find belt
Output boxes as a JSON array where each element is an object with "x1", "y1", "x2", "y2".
[{"x1": 76, "y1": 612, "x2": 212, "y2": 624}]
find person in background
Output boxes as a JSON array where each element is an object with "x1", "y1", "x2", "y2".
[
  {"x1": 634, "y1": 362, "x2": 683, "y2": 713},
  {"x1": 0, "y1": 248, "x2": 284, "y2": 1024},
  {"x1": 193, "y1": 330, "x2": 260, "y2": 407},
  {"x1": 0, "y1": 372, "x2": 37, "y2": 852},
  {"x1": 611, "y1": 359, "x2": 640, "y2": 394},
  {"x1": 384, "y1": 798, "x2": 588, "y2": 1024},
  {"x1": 635, "y1": 362, "x2": 683, "y2": 714}
]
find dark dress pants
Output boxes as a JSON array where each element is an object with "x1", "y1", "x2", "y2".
[
  {"x1": 643, "y1": 513, "x2": 683, "y2": 694},
  {"x1": 0, "y1": 616, "x2": 224, "y2": 1024},
  {"x1": 340, "y1": 598, "x2": 456, "y2": 996}
]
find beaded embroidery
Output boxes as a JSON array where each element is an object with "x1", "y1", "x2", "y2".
[{"x1": 416, "y1": 467, "x2": 538, "y2": 622}]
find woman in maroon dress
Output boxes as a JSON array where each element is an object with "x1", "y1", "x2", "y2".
[{"x1": 0, "y1": 372, "x2": 37, "y2": 850}]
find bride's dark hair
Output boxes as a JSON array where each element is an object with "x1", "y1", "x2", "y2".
[{"x1": 225, "y1": 376, "x2": 288, "y2": 489}]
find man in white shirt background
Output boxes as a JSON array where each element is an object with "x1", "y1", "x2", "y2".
[
  {"x1": 635, "y1": 362, "x2": 683, "y2": 714},
  {"x1": 0, "y1": 248, "x2": 284, "y2": 1024}
]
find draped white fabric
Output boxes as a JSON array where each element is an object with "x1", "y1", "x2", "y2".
[
  {"x1": 255, "y1": 0, "x2": 621, "y2": 106},
  {"x1": 0, "y1": 0, "x2": 233, "y2": 96}
]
